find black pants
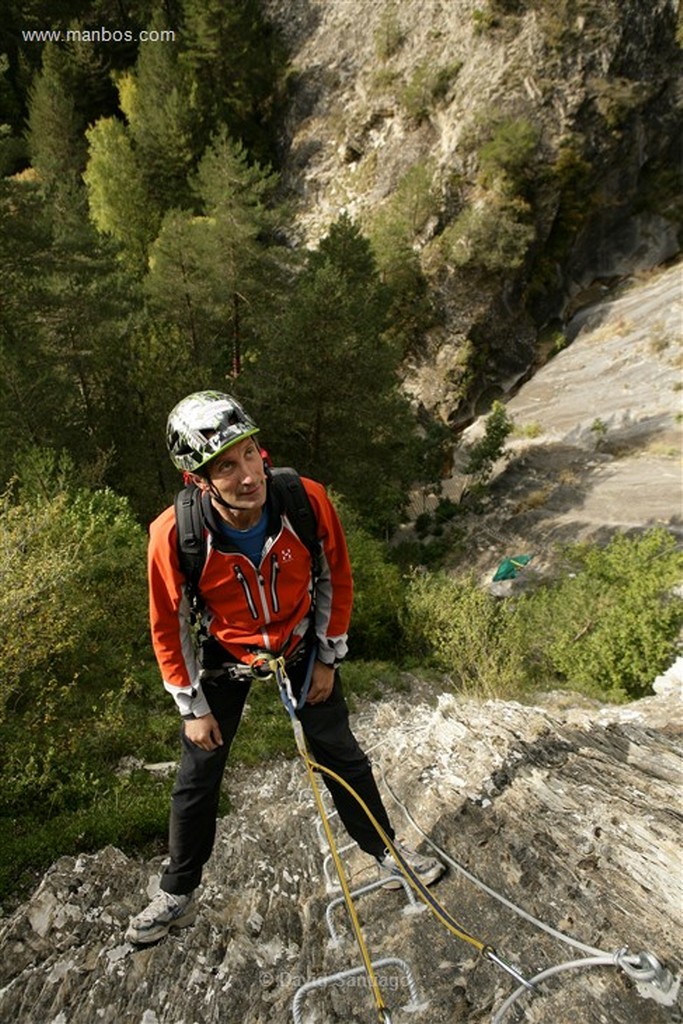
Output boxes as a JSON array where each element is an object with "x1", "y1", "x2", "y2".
[{"x1": 160, "y1": 660, "x2": 395, "y2": 895}]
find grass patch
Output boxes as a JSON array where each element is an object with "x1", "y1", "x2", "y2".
[
  {"x1": 342, "y1": 660, "x2": 411, "y2": 707},
  {"x1": 0, "y1": 772, "x2": 174, "y2": 911},
  {"x1": 648, "y1": 322, "x2": 675, "y2": 354},
  {"x1": 642, "y1": 440, "x2": 681, "y2": 459},
  {"x1": 513, "y1": 420, "x2": 543, "y2": 438},
  {"x1": 558, "y1": 468, "x2": 580, "y2": 486},
  {"x1": 231, "y1": 682, "x2": 297, "y2": 764}
]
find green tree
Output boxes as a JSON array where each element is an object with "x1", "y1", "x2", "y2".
[
  {"x1": 460, "y1": 399, "x2": 513, "y2": 504},
  {"x1": 118, "y1": 12, "x2": 197, "y2": 212},
  {"x1": 146, "y1": 127, "x2": 280, "y2": 376},
  {"x1": 83, "y1": 115, "x2": 158, "y2": 270},
  {"x1": 239, "y1": 215, "x2": 419, "y2": 532},
  {"x1": 367, "y1": 163, "x2": 437, "y2": 354},
  {"x1": 0, "y1": 54, "x2": 25, "y2": 175},
  {"x1": 26, "y1": 44, "x2": 86, "y2": 192},
  {"x1": 0, "y1": 171, "x2": 143, "y2": 493},
  {"x1": 478, "y1": 117, "x2": 540, "y2": 194},
  {"x1": 180, "y1": 0, "x2": 287, "y2": 164}
]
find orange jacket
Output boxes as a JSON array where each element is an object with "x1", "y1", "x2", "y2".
[{"x1": 148, "y1": 477, "x2": 353, "y2": 716}]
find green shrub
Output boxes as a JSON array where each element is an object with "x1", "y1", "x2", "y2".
[
  {"x1": 472, "y1": 7, "x2": 497, "y2": 33},
  {"x1": 441, "y1": 196, "x2": 535, "y2": 272},
  {"x1": 414, "y1": 511, "x2": 433, "y2": 537},
  {"x1": 374, "y1": 9, "x2": 405, "y2": 61},
  {"x1": 391, "y1": 535, "x2": 458, "y2": 571},
  {"x1": 402, "y1": 528, "x2": 683, "y2": 702},
  {"x1": 525, "y1": 529, "x2": 683, "y2": 700},
  {"x1": 336, "y1": 497, "x2": 406, "y2": 658},
  {"x1": 434, "y1": 498, "x2": 459, "y2": 523},
  {"x1": 0, "y1": 478, "x2": 173, "y2": 906},
  {"x1": 0, "y1": 483, "x2": 149, "y2": 718},
  {"x1": 403, "y1": 569, "x2": 527, "y2": 695},
  {"x1": 400, "y1": 61, "x2": 462, "y2": 122},
  {"x1": 478, "y1": 118, "x2": 540, "y2": 192}
]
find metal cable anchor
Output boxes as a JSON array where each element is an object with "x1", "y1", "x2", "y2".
[
  {"x1": 616, "y1": 948, "x2": 680, "y2": 1003},
  {"x1": 484, "y1": 946, "x2": 536, "y2": 991}
]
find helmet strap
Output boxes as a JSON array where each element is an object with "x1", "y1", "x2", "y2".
[{"x1": 206, "y1": 479, "x2": 242, "y2": 512}]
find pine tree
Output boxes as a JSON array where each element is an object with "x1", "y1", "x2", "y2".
[
  {"x1": 0, "y1": 174, "x2": 141, "y2": 492},
  {"x1": 145, "y1": 209, "x2": 217, "y2": 365},
  {"x1": 180, "y1": 0, "x2": 286, "y2": 164},
  {"x1": 83, "y1": 116, "x2": 158, "y2": 271},
  {"x1": 146, "y1": 126, "x2": 281, "y2": 376},
  {"x1": 238, "y1": 215, "x2": 420, "y2": 532},
  {"x1": 26, "y1": 44, "x2": 86, "y2": 192},
  {"x1": 119, "y1": 10, "x2": 197, "y2": 212},
  {"x1": 0, "y1": 54, "x2": 25, "y2": 175}
]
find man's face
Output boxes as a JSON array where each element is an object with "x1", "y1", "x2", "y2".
[{"x1": 200, "y1": 436, "x2": 266, "y2": 513}]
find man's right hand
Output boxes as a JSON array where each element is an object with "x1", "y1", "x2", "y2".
[{"x1": 184, "y1": 713, "x2": 223, "y2": 751}]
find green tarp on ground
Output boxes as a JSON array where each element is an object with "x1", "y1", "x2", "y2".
[{"x1": 492, "y1": 554, "x2": 533, "y2": 581}]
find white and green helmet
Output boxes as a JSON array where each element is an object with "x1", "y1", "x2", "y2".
[{"x1": 166, "y1": 391, "x2": 259, "y2": 473}]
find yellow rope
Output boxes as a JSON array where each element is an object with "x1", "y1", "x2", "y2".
[
  {"x1": 303, "y1": 741, "x2": 390, "y2": 1021},
  {"x1": 268, "y1": 655, "x2": 390, "y2": 1023},
  {"x1": 306, "y1": 754, "x2": 487, "y2": 953},
  {"x1": 262, "y1": 650, "x2": 492, "y2": 1021}
]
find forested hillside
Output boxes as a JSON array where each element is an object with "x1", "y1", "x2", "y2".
[
  {"x1": 1, "y1": 0, "x2": 425, "y2": 531},
  {"x1": 1, "y1": 0, "x2": 680, "y2": 522}
]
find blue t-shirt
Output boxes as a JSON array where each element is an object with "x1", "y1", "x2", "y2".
[{"x1": 217, "y1": 508, "x2": 268, "y2": 566}]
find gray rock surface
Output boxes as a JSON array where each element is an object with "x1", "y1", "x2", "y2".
[
  {"x1": 1, "y1": 670, "x2": 681, "y2": 1023},
  {"x1": 434, "y1": 261, "x2": 682, "y2": 573},
  {"x1": 263, "y1": 0, "x2": 681, "y2": 420}
]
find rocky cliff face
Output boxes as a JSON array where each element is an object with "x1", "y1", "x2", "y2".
[
  {"x1": 1, "y1": 667, "x2": 681, "y2": 1023},
  {"x1": 264, "y1": 0, "x2": 681, "y2": 422},
  {"x1": 426, "y1": 259, "x2": 683, "y2": 572}
]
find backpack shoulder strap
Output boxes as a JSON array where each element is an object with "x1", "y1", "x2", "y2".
[
  {"x1": 269, "y1": 467, "x2": 321, "y2": 577},
  {"x1": 173, "y1": 484, "x2": 206, "y2": 611}
]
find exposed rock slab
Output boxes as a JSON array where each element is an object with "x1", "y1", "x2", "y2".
[
  {"x1": 433, "y1": 262, "x2": 683, "y2": 572},
  {"x1": 1, "y1": 675, "x2": 681, "y2": 1023}
]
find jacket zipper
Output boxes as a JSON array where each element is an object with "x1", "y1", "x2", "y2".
[
  {"x1": 233, "y1": 564, "x2": 259, "y2": 620},
  {"x1": 269, "y1": 552, "x2": 280, "y2": 613}
]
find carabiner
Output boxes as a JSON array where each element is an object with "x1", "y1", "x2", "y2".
[{"x1": 250, "y1": 652, "x2": 277, "y2": 681}]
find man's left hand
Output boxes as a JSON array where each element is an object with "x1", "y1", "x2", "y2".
[{"x1": 306, "y1": 661, "x2": 335, "y2": 704}]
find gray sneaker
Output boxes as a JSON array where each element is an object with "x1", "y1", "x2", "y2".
[
  {"x1": 377, "y1": 840, "x2": 446, "y2": 890},
  {"x1": 125, "y1": 889, "x2": 197, "y2": 945}
]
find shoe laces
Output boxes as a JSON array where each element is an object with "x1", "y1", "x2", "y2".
[{"x1": 139, "y1": 889, "x2": 180, "y2": 921}]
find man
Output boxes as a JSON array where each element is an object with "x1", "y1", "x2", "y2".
[{"x1": 126, "y1": 391, "x2": 444, "y2": 944}]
